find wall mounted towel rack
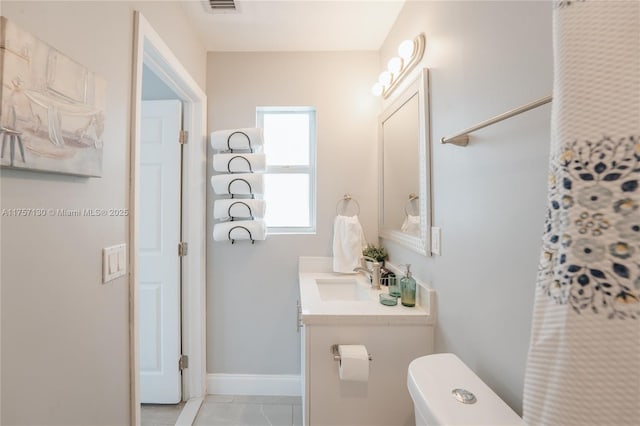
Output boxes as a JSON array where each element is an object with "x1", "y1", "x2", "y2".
[
  {"x1": 227, "y1": 178, "x2": 254, "y2": 199},
  {"x1": 226, "y1": 131, "x2": 254, "y2": 153},
  {"x1": 227, "y1": 201, "x2": 254, "y2": 221},
  {"x1": 228, "y1": 225, "x2": 255, "y2": 244},
  {"x1": 336, "y1": 194, "x2": 360, "y2": 216},
  {"x1": 226, "y1": 155, "x2": 254, "y2": 173},
  {"x1": 441, "y1": 94, "x2": 552, "y2": 146}
]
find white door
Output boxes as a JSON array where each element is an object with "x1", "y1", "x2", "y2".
[{"x1": 139, "y1": 100, "x2": 182, "y2": 404}]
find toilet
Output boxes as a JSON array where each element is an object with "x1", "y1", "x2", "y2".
[{"x1": 407, "y1": 353, "x2": 524, "y2": 425}]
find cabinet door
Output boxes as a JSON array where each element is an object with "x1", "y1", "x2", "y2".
[
  {"x1": 308, "y1": 324, "x2": 433, "y2": 426},
  {"x1": 299, "y1": 302, "x2": 310, "y2": 426}
]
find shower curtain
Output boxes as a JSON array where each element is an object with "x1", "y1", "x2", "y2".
[{"x1": 523, "y1": 1, "x2": 640, "y2": 425}]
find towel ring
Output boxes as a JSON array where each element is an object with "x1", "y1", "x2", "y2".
[
  {"x1": 404, "y1": 193, "x2": 419, "y2": 216},
  {"x1": 227, "y1": 201, "x2": 254, "y2": 221},
  {"x1": 335, "y1": 194, "x2": 360, "y2": 216},
  {"x1": 228, "y1": 225, "x2": 255, "y2": 244},
  {"x1": 227, "y1": 178, "x2": 255, "y2": 199},
  {"x1": 226, "y1": 155, "x2": 253, "y2": 173},
  {"x1": 226, "y1": 131, "x2": 253, "y2": 153}
]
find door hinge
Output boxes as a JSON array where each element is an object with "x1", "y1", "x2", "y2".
[
  {"x1": 179, "y1": 130, "x2": 188, "y2": 145},
  {"x1": 178, "y1": 241, "x2": 189, "y2": 257},
  {"x1": 179, "y1": 354, "x2": 189, "y2": 370}
]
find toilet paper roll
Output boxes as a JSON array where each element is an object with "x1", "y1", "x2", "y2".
[{"x1": 338, "y1": 345, "x2": 369, "y2": 382}]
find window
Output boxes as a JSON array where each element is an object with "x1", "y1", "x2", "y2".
[{"x1": 257, "y1": 107, "x2": 316, "y2": 234}]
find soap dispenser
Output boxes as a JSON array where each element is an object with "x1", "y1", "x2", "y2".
[{"x1": 400, "y1": 264, "x2": 416, "y2": 307}]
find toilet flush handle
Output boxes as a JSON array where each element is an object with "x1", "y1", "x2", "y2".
[{"x1": 452, "y1": 388, "x2": 477, "y2": 404}]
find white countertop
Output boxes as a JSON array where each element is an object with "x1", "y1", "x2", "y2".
[{"x1": 298, "y1": 257, "x2": 436, "y2": 326}]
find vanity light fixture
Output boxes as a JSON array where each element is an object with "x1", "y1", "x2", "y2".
[{"x1": 371, "y1": 33, "x2": 426, "y2": 98}]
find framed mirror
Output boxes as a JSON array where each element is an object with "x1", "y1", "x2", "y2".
[{"x1": 378, "y1": 68, "x2": 431, "y2": 256}]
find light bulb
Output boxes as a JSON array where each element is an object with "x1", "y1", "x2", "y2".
[
  {"x1": 398, "y1": 39, "x2": 415, "y2": 61},
  {"x1": 387, "y1": 57, "x2": 403, "y2": 75},
  {"x1": 378, "y1": 71, "x2": 392, "y2": 87},
  {"x1": 371, "y1": 82, "x2": 384, "y2": 96}
]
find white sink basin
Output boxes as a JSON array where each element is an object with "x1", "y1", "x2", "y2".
[{"x1": 315, "y1": 278, "x2": 371, "y2": 301}]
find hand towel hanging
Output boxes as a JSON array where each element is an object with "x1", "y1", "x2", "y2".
[{"x1": 332, "y1": 214, "x2": 366, "y2": 273}]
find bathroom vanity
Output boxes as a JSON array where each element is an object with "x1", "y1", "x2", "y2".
[{"x1": 298, "y1": 257, "x2": 435, "y2": 426}]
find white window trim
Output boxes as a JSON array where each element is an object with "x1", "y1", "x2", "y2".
[{"x1": 256, "y1": 106, "x2": 317, "y2": 234}]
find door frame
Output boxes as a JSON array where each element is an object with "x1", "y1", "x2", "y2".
[{"x1": 130, "y1": 11, "x2": 207, "y2": 425}]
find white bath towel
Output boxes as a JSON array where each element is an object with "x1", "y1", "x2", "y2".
[
  {"x1": 210, "y1": 173, "x2": 264, "y2": 196},
  {"x1": 332, "y1": 215, "x2": 366, "y2": 273},
  {"x1": 214, "y1": 199, "x2": 266, "y2": 220},
  {"x1": 210, "y1": 128, "x2": 263, "y2": 152},
  {"x1": 213, "y1": 220, "x2": 267, "y2": 243},
  {"x1": 212, "y1": 153, "x2": 266, "y2": 173}
]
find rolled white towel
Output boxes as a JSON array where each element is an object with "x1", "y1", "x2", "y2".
[
  {"x1": 212, "y1": 153, "x2": 266, "y2": 173},
  {"x1": 210, "y1": 128, "x2": 263, "y2": 152},
  {"x1": 210, "y1": 173, "x2": 264, "y2": 196},
  {"x1": 214, "y1": 199, "x2": 266, "y2": 220},
  {"x1": 213, "y1": 220, "x2": 267, "y2": 243}
]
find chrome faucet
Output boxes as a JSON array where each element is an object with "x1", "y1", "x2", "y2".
[{"x1": 353, "y1": 256, "x2": 382, "y2": 290}]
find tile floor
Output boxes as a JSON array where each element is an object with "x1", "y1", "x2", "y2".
[
  {"x1": 194, "y1": 395, "x2": 303, "y2": 426},
  {"x1": 141, "y1": 402, "x2": 185, "y2": 426}
]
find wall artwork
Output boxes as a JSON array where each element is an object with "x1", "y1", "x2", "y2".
[{"x1": 0, "y1": 17, "x2": 106, "y2": 177}]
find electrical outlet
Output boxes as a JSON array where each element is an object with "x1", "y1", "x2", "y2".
[{"x1": 431, "y1": 227, "x2": 441, "y2": 255}]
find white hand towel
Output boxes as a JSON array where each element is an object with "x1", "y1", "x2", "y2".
[
  {"x1": 332, "y1": 215, "x2": 366, "y2": 273},
  {"x1": 213, "y1": 220, "x2": 267, "y2": 242},
  {"x1": 214, "y1": 199, "x2": 266, "y2": 220},
  {"x1": 401, "y1": 214, "x2": 420, "y2": 236},
  {"x1": 210, "y1": 128, "x2": 263, "y2": 152},
  {"x1": 210, "y1": 173, "x2": 264, "y2": 196},
  {"x1": 212, "y1": 153, "x2": 266, "y2": 173}
]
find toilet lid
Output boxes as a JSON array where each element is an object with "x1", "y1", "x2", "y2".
[{"x1": 408, "y1": 354, "x2": 524, "y2": 425}]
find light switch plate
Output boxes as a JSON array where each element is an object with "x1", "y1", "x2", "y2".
[
  {"x1": 103, "y1": 243, "x2": 127, "y2": 283},
  {"x1": 431, "y1": 227, "x2": 441, "y2": 255}
]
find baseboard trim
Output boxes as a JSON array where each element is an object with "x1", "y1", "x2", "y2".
[
  {"x1": 207, "y1": 374, "x2": 301, "y2": 396},
  {"x1": 175, "y1": 397, "x2": 203, "y2": 426}
]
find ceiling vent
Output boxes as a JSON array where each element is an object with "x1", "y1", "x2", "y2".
[{"x1": 203, "y1": 0, "x2": 238, "y2": 13}]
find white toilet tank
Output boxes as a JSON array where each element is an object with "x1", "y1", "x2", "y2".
[{"x1": 407, "y1": 353, "x2": 524, "y2": 426}]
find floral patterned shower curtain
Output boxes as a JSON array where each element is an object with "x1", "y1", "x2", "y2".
[{"x1": 523, "y1": 1, "x2": 640, "y2": 425}]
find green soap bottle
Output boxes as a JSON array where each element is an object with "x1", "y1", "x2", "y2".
[{"x1": 400, "y1": 264, "x2": 416, "y2": 307}]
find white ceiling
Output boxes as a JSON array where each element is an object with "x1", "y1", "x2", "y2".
[{"x1": 181, "y1": 0, "x2": 405, "y2": 52}]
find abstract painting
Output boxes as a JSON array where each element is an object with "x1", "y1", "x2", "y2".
[{"x1": 0, "y1": 17, "x2": 106, "y2": 177}]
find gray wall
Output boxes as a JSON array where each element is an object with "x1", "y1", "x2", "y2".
[
  {"x1": 0, "y1": 2, "x2": 205, "y2": 424},
  {"x1": 379, "y1": 1, "x2": 553, "y2": 414},
  {"x1": 207, "y1": 52, "x2": 380, "y2": 374}
]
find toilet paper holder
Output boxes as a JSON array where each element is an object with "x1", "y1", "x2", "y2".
[{"x1": 331, "y1": 344, "x2": 373, "y2": 361}]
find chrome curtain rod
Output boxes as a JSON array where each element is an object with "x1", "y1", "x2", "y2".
[{"x1": 441, "y1": 94, "x2": 553, "y2": 146}]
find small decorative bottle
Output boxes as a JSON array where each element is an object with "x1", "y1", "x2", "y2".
[{"x1": 400, "y1": 264, "x2": 416, "y2": 307}]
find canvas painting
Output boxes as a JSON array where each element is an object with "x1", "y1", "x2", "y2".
[{"x1": 0, "y1": 17, "x2": 106, "y2": 177}]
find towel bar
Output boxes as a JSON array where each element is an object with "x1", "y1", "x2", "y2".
[{"x1": 331, "y1": 344, "x2": 372, "y2": 361}]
